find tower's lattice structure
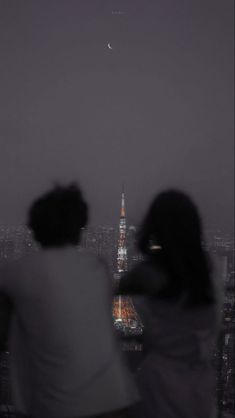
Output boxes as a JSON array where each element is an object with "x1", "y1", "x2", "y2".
[
  {"x1": 117, "y1": 192, "x2": 128, "y2": 273},
  {"x1": 113, "y1": 189, "x2": 143, "y2": 334}
]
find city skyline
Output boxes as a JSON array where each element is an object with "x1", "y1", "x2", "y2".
[{"x1": 0, "y1": 190, "x2": 234, "y2": 415}]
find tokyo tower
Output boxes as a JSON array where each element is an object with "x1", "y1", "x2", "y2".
[
  {"x1": 113, "y1": 187, "x2": 142, "y2": 333},
  {"x1": 117, "y1": 190, "x2": 128, "y2": 273}
]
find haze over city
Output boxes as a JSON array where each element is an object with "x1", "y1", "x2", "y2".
[{"x1": 0, "y1": 0, "x2": 234, "y2": 231}]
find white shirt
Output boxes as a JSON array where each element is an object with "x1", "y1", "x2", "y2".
[{"x1": 0, "y1": 248, "x2": 138, "y2": 418}]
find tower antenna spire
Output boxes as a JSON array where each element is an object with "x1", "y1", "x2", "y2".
[{"x1": 121, "y1": 182, "x2": 125, "y2": 218}]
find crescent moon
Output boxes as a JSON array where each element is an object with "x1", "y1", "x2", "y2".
[{"x1": 107, "y1": 43, "x2": 113, "y2": 50}]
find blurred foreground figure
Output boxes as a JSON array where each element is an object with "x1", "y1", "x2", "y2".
[
  {"x1": 0, "y1": 184, "x2": 138, "y2": 418},
  {"x1": 119, "y1": 190, "x2": 221, "y2": 418}
]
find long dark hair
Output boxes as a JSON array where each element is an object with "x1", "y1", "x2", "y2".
[{"x1": 138, "y1": 190, "x2": 214, "y2": 307}]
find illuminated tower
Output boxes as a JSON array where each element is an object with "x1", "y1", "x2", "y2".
[
  {"x1": 113, "y1": 188, "x2": 143, "y2": 334},
  {"x1": 117, "y1": 190, "x2": 128, "y2": 273}
]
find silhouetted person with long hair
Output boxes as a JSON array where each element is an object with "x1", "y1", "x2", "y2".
[
  {"x1": 0, "y1": 184, "x2": 138, "y2": 418},
  {"x1": 119, "y1": 190, "x2": 220, "y2": 418}
]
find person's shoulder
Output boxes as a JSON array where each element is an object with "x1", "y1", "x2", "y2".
[
  {"x1": 0, "y1": 258, "x2": 23, "y2": 291},
  {"x1": 132, "y1": 258, "x2": 165, "y2": 277},
  {"x1": 76, "y1": 250, "x2": 109, "y2": 271},
  {"x1": 0, "y1": 258, "x2": 23, "y2": 273},
  {"x1": 127, "y1": 259, "x2": 148, "y2": 274},
  {"x1": 133, "y1": 258, "x2": 168, "y2": 293}
]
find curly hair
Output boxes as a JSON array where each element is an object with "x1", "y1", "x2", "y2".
[{"x1": 28, "y1": 183, "x2": 88, "y2": 247}]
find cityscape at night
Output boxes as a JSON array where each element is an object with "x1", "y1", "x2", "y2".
[
  {"x1": 0, "y1": 1, "x2": 233, "y2": 417},
  {"x1": 0, "y1": 190, "x2": 234, "y2": 417}
]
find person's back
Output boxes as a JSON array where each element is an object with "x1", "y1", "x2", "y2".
[
  {"x1": 119, "y1": 190, "x2": 220, "y2": 418},
  {"x1": 4, "y1": 249, "x2": 137, "y2": 418},
  {"x1": 0, "y1": 183, "x2": 138, "y2": 418},
  {"x1": 137, "y1": 279, "x2": 217, "y2": 418}
]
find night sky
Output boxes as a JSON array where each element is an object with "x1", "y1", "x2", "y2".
[{"x1": 0, "y1": 0, "x2": 234, "y2": 231}]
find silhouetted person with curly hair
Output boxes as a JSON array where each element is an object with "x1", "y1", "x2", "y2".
[
  {"x1": 0, "y1": 184, "x2": 138, "y2": 418},
  {"x1": 119, "y1": 190, "x2": 221, "y2": 418}
]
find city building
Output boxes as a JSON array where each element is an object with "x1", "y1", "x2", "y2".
[
  {"x1": 0, "y1": 224, "x2": 234, "y2": 416},
  {"x1": 206, "y1": 231, "x2": 235, "y2": 417}
]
